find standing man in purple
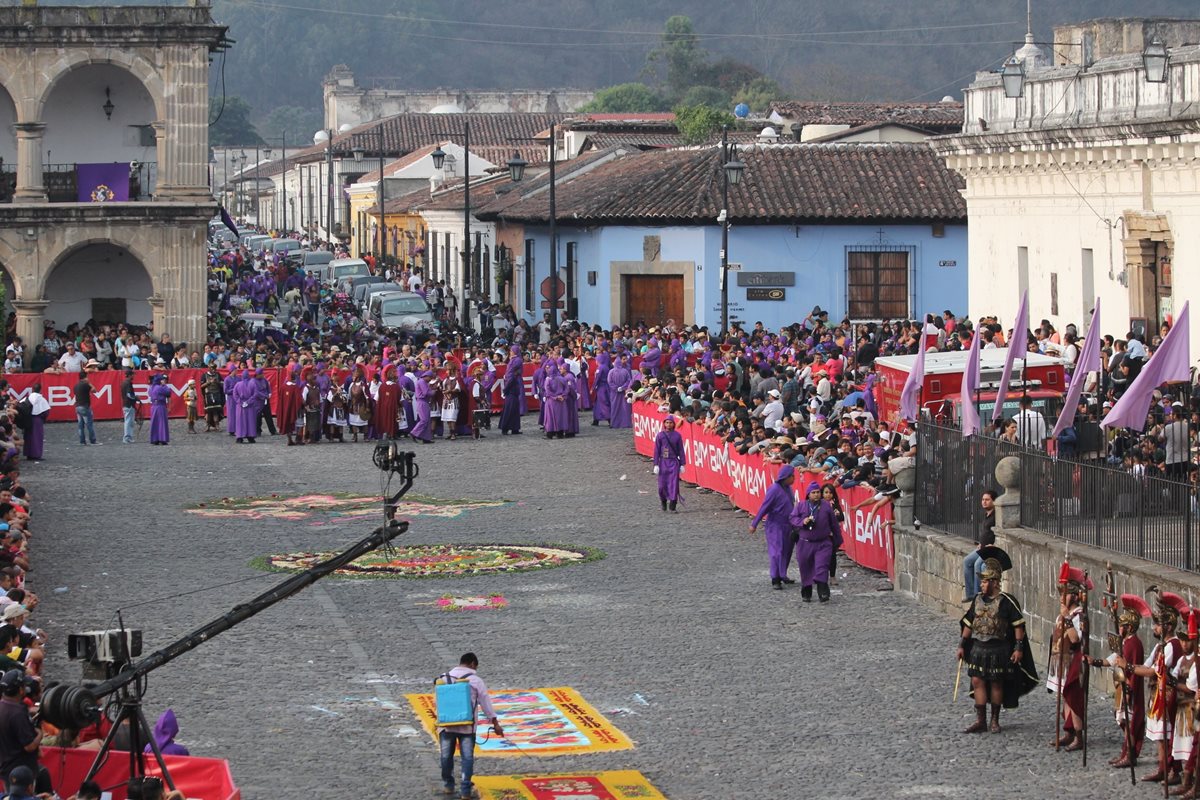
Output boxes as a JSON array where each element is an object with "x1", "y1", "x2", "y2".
[
  {"x1": 749, "y1": 465, "x2": 798, "y2": 589},
  {"x1": 148, "y1": 373, "x2": 171, "y2": 445},
  {"x1": 411, "y1": 369, "x2": 434, "y2": 444},
  {"x1": 499, "y1": 346, "x2": 523, "y2": 435},
  {"x1": 641, "y1": 336, "x2": 662, "y2": 379},
  {"x1": 223, "y1": 368, "x2": 239, "y2": 436},
  {"x1": 233, "y1": 370, "x2": 260, "y2": 444},
  {"x1": 530, "y1": 352, "x2": 546, "y2": 430},
  {"x1": 607, "y1": 355, "x2": 633, "y2": 429},
  {"x1": 561, "y1": 358, "x2": 580, "y2": 437},
  {"x1": 592, "y1": 345, "x2": 612, "y2": 426},
  {"x1": 789, "y1": 481, "x2": 840, "y2": 602},
  {"x1": 541, "y1": 362, "x2": 567, "y2": 440},
  {"x1": 653, "y1": 415, "x2": 686, "y2": 512}
]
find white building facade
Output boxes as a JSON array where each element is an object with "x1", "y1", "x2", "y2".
[{"x1": 932, "y1": 19, "x2": 1200, "y2": 346}]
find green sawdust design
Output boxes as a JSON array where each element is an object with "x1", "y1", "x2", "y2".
[{"x1": 250, "y1": 543, "x2": 605, "y2": 579}]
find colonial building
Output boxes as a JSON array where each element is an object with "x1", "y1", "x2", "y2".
[
  {"x1": 932, "y1": 17, "x2": 1200, "y2": 345},
  {"x1": 477, "y1": 143, "x2": 968, "y2": 329},
  {"x1": 0, "y1": 3, "x2": 227, "y2": 351}
]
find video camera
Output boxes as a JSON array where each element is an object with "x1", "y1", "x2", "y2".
[{"x1": 68, "y1": 629, "x2": 143, "y2": 681}]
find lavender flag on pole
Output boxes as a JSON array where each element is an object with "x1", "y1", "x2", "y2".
[
  {"x1": 899, "y1": 336, "x2": 927, "y2": 422},
  {"x1": 1102, "y1": 301, "x2": 1190, "y2": 431},
  {"x1": 991, "y1": 290, "x2": 1029, "y2": 422},
  {"x1": 1052, "y1": 299, "x2": 1101, "y2": 438},
  {"x1": 960, "y1": 324, "x2": 983, "y2": 437}
]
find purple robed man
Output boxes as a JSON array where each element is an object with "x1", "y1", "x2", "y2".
[
  {"x1": 22, "y1": 387, "x2": 50, "y2": 461},
  {"x1": 499, "y1": 347, "x2": 523, "y2": 434},
  {"x1": 232, "y1": 370, "x2": 261, "y2": 443},
  {"x1": 593, "y1": 349, "x2": 612, "y2": 425},
  {"x1": 641, "y1": 338, "x2": 662, "y2": 377},
  {"x1": 607, "y1": 356, "x2": 633, "y2": 429},
  {"x1": 541, "y1": 362, "x2": 568, "y2": 437},
  {"x1": 148, "y1": 374, "x2": 171, "y2": 444},
  {"x1": 412, "y1": 371, "x2": 434, "y2": 443},
  {"x1": 562, "y1": 361, "x2": 580, "y2": 436},
  {"x1": 750, "y1": 465, "x2": 797, "y2": 588},
  {"x1": 789, "y1": 481, "x2": 841, "y2": 602},
  {"x1": 144, "y1": 709, "x2": 189, "y2": 757},
  {"x1": 573, "y1": 361, "x2": 592, "y2": 411},
  {"x1": 223, "y1": 370, "x2": 239, "y2": 434},
  {"x1": 653, "y1": 415, "x2": 686, "y2": 512},
  {"x1": 532, "y1": 359, "x2": 547, "y2": 428}
]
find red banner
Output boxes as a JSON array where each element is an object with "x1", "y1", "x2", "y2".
[
  {"x1": 632, "y1": 401, "x2": 894, "y2": 578},
  {"x1": 41, "y1": 746, "x2": 240, "y2": 800}
]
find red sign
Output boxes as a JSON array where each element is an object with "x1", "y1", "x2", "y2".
[
  {"x1": 632, "y1": 401, "x2": 894, "y2": 578},
  {"x1": 540, "y1": 275, "x2": 565, "y2": 310}
]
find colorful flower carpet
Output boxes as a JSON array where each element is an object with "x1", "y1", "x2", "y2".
[
  {"x1": 252, "y1": 544, "x2": 603, "y2": 579},
  {"x1": 186, "y1": 492, "x2": 510, "y2": 527}
]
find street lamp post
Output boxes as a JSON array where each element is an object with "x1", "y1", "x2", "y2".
[
  {"x1": 506, "y1": 122, "x2": 559, "y2": 333},
  {"x1": 430, "y1": 120, "x2": 472, "y2": 330},
  {"x1": 719, "y1": 125, "x2": 745, "y2": 334}
]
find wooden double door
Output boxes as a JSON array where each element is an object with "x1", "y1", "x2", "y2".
[{"x1": 624, "y1": 275, "x2": 683, "y2": 327}]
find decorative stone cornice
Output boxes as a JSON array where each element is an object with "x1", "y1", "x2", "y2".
[{"x1": 0, "y1": 6, "x2": 227, "y2": 50}]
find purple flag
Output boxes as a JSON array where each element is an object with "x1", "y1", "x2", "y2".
[
  {"x1": 1102, "y1": 301, "x2": 1190, "y2": 431},
  {"x1": 960, "y1": 326, "x2": 982, "y2": 437},
  {"x1": 991, "y1": 290, "x2": 1029, "y2": 422},
  {"x1": 1052, "y1": 298, "x2": 1101, "y2": 437},
  {"x1": 899, "y1": 337, "x2": 927, "y2": 422},
  {"x1": 76, "y1": 163, "x2": 130, "y2": 202}
]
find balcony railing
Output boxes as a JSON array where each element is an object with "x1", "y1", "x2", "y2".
[{"x1": 0, "y1": 162, "x2": 158, "y2": 203}]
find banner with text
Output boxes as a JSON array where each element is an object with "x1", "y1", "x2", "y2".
[{"x1": 632, "y1": 400, "x2": 894, "y2": 578}]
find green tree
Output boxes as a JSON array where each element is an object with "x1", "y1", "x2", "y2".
[
  {"x1": 733, "y1": 76, "x2": 785, "y2": 115},
  {"x1": 673, "y1": 105, "x2": 736, "y2": 145},
  {"x1": 579, "y1": 83, "x2": 669, "y2": 113},
  {"x1": 260, "y1": 105, "x2": 326, "y2": 142},
  {"x1": 643, "y1": 15, "x2": 707, "y2": 101},
  {"x1": 678, "y1": 85, "x2": 731, "y2": 111},
  {"x1": 209, "y1": 96, "x2": 263, "y2": 146}
]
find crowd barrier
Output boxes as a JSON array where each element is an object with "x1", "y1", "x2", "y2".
[
  {"x1": 631, "y1": 401, "x2": 895, "y2": 578},
  {"x1": 0, "y1": 360, "x2": 608, "y2": 424},
  {"x1": 41, "y1": 746, "x2": 240, "y2": 800}
]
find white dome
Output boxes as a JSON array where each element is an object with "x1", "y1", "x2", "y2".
[
  {"x1": 338, "y1": 123, "x2": 354, "y2": 133},
  {"x1": 430, "y1": 103, "x2": 463, "y2": 114},
  {"x1": 940, "y1": 95, "x2": 956, "y2": 103}
]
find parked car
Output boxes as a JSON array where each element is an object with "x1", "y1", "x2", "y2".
[
  {"x1": 347, "y1": 276, "x2": 391, "y2": 304},
  {"x1": 271, "y1": 238, "x2": 303, "y2": 255},
  {"x1": 286, "y1": 250, "x2": 334, "y2": 270},
  {"x1": 367, "y1": 291, "x2": 436, "y2": 343},
  {"x1": 323, "y1": 257, "x2": 371, "y2": 285},
  {"x1": 360, "y1": 283, "x2": 406, "y2": 315}
]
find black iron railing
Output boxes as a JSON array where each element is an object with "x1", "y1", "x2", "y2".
[
  {"x1": 42, "y1": 162, "x2": 157, "y2": 203},
  {"x1": 916, "y1": 420, "x2": 1198, "y2": 571}
]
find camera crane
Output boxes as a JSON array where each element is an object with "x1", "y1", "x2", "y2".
[{"x1": 41, "y1": 449, "x2": 419, "y2": 791}]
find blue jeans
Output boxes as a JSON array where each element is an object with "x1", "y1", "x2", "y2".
[
  {"x1": 439, "y1": 731, "x2": 475, "y2": 796},
  {"x1": 963, "y1": 549, "x2": 985, "y2": 598},
  {"x1": 123, "y1": 406, "x2": 136, "y2": 442},
  {"x1": 76, "y1": 406, "x2": 96, "y2": 444}
]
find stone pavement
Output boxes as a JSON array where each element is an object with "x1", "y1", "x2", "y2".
[{"x1": 30, "y1": 418, "x2": 1163, "y2": 799}]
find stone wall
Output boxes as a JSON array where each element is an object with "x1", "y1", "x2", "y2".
[{"x1": 894, "y1": 510, "x2": 1200, "y2": 658}]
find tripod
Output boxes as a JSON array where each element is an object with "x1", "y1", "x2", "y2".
[{"x1": 82, "y1": 677, "x2": 177, "y2": 793}]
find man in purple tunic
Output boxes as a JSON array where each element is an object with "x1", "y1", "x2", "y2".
[
  {"x1": 233, "y1": 370, "x2": 261, "y2": 444},
  {"x1": 749, "y1": 465, "x2": 797, "y2": 589},
  {"x1": 606, "y1": 355, "x2": 633, "y2": 429},
  {"x1": 652, "y1": 415, "x2": 686, "y2": 512},
  {"x1": 499, "y1": 346, "x2": 523, "y2": 435},
  {"x1": 789, "y1": 480, "x2": 841, "y2": 602},
  {"x1": 223, "y1": 369, "x2": 239, "y2": 435},
  {"x1": 592, "y1": 348, "x2": 612, "y2": 426},
  {"x1": 531, "y1": 354, "x2": 546, "y2": 430},
  {"x1": 641, "y1": 337, "x2": 662, "y2": 378},
  {"x1": 411, "y1": 370, "x2": 434, "y2": 443},
  {"x1": 148, "y1": 373, "x2": 171, "y2": 445},
  {"x1": 541, "y1": 362, "x2": 567, "y2": 439}
]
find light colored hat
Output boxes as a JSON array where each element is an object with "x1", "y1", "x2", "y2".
[{"x1": 1, "y1": 604, "x2": 26, "y2": 621}]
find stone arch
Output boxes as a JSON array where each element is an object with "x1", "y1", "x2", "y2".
[
  {"x1": 33, "y1": 51, "x2": 165, "y2": 123},
  {"x1": 40, "y1": 239, "x2": 157, "y2": 328}
]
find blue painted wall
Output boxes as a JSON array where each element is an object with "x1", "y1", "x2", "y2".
[{"x1": 518, "y1": 221, "x2": 967, "y2": 329}]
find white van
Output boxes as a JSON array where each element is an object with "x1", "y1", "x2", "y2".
[{"x1": 324, "y1": 257, "x2": 371, "y2": 285}]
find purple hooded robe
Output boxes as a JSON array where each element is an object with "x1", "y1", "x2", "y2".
[
  {"x1": 148, "y1": 375, "x2": 171, "y2": 444},
  {"x1": 499, "y1": 350, "x2": 523, "y2": 434},
  {"x1": 789, "y1": 481, "x2": 840, "y2": 588},
  {"x1": 593, "y1": 350, "x2": 612, "y2": 423},
  {"x1": 541, "y1": 363, "x2": 568, "y2": 434},
  {"x1": 145, "y1": 709, "x2": 189, "y2": 757},
  {"x1": 232, "y1": 371, "x2": 262, "y2": 439},
  {"x1": 411, "y1": 372, "x2": 433, "y2": 442},
  {"x1": 652, "y1": 417, "x2": 686, "y2": 505},
  {"x1": 606, "y1": 358, "x2": 633, "y2": 429},
  {"x1": 750, "y1": 465, "x2": 798, "y2": 581}
]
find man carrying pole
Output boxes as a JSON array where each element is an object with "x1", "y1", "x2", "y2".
[
  {"x1": 1092, "y1": 585, "x2": 1149, "y2": 779},
  {"x1": 1047, "y1": 563, "x2": 1092, "y2": 752}
]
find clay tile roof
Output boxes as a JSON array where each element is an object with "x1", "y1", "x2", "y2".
[
  {"x1": 481, "y1": 142, "x2": 966, "y2": 226},
  {"x1": 768, "y1": 101, "x2": 964, "y2": 134},
  {"x1": 330, "y1": 112, "x2": 571, "y2": 159}
]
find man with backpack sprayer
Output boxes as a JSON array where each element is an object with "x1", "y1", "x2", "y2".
[{"x1": 435, "y1": 652, "x2": 503, "y2": 799}]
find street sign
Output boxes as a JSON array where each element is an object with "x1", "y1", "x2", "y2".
[
  {"x1": 737, "y1": 271, "x2": 794, "y2": 287},
  {"x1": 746, "y1": 288, "x2": 786, "y2": 301},
  {"x1": 726, "y1": 262, "x2": 743, "y2": 271}
]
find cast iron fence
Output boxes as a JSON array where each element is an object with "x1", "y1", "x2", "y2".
[{"x1": 915, "y1": 421, "x2": 1198, "y2": 571}]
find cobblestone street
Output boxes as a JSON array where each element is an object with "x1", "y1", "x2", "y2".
[{"x1": 32, "y1": 420, "x2": 1152, "y2": 799}]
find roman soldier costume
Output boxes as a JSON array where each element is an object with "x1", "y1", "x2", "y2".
[
  {"x1": 1097, "y1": 592, "x2": 1150, "y2": 771},
  {"x1": 956, "y1": 546, "x2": 1039, "y2": 734},
  {"x1": 1139, "y1": 590, "x2": 1190, "y2": 785},
  {"x1": 1048, "y1": 564, "x2": 1093, "y2": 752}
]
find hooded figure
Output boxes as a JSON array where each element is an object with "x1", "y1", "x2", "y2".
[
  {"x1": 750, "y1": 464, "x2": 798, "y2": 588},
  {"x1": 411, "y1": 370, "x2": 434, "y2": 443},
  {"x1": 499, "y1": 346, "x2": 523, "y2": 435},
  {"x1": 148, "y1": 373, "x2": 172, "y2": 445},
  {"x1": 653, "y1": 415, "x2": 686, "y2": 512},
  {"x1": 541, "y1": 362, "x2": 568, "y2": 438},
  {"x1": 606, "y1": 355, "x2": 633, "y2": 429},
  {"x1": 788, "y1": 480, "x2": 840, "y2": 602},
  {"x1": 592, "y1": 348, "x2": 612, "y2": 425},
  {"x1": 145, "y1": 708, "x2": 189, "y2": 757},
  {"x1": 223, "y1": 369, "x2": 239, "y2": 435},
  {"x1": 233, "y1": 369, "x2": 261, "y2": 443},
  {"x1": 641, "y1": 337, "x2": 662, "y2": 377}
]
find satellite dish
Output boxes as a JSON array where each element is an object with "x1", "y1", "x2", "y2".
[
  {"x1": 941, "y1": 95, "x2": 956, "y2": 103},
  {"x1": 734, "y1": 103, "x2": 750, "y2": 118}
]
